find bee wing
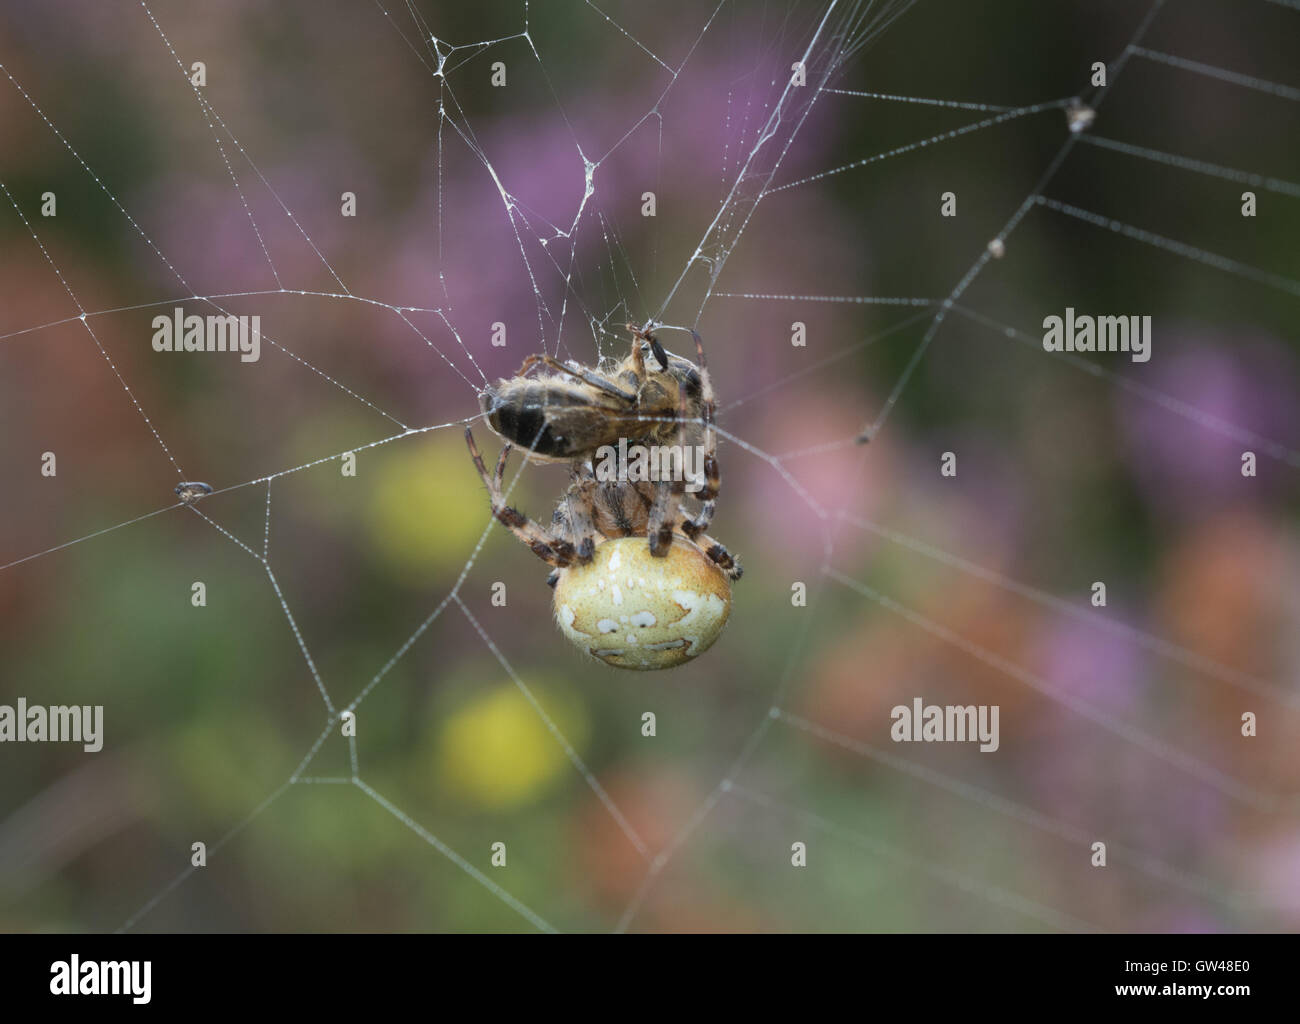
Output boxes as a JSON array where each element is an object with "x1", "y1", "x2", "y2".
[{"x1": 525, "y1": 403, "x2": 651, "y2": 459}]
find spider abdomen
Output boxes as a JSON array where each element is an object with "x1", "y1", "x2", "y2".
[{"x1": 552, "y1": 536, "x2": 732, "y2": 670}]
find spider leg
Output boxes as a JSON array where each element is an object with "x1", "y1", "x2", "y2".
[
  {"x1": 669, "y1": 330, "x2": 739, "y2": 580},
  {"x1": 679, "y1": 328, "x2": 721, "y2": 540},
  {"x1": 690, "y1": 529, "x2": 743, "y2": 581},
  {"x1": 646, "y1": 349, "x2": 691, "y2": 558},
  {"x1": 680, "y1": 453, "x2": 720, "y2": 541},
  {"x1": 554, "y1": 465, "x2": 598, "y2": 562},
  {"x1": 647, "y1": 475, "x2": 685, "y2": 558},
  {"x1": 465, "y1": 427, "x2": 578, "y2": 568},
  {"x1": 491, "y1": 443, "x2": 510, "y2": 492}
]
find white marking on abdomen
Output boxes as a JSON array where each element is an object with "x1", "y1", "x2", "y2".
[{"x1": 643, "y1": 639, "x2": 687, "y2": 651}]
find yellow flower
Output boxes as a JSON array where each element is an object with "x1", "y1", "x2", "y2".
[
  {"x1": 366, "y1": 439, "x2": 484, "y2": 581},
  {"x1": 435, "y1": 682, "x2": 587, "y2": 810}
]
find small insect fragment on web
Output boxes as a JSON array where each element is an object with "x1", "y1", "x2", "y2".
[
  {"x1": 987, "y1": 238, "x2": 1006, "y2": 259},
  {"x1": 175, "y1": 481, "x2": 213, "y2": 504},
  {"x1": 1065, "y1": 98, "x2": 1095, "y2": 134}
]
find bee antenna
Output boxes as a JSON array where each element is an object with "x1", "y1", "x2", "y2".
[{"x1": 649, "y1": 336, "x2": 669, "y2": 371}]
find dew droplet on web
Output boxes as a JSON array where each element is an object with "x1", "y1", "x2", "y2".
[{"x1": 1066, "y1": 98, "x2": 1096, "y2": 133}]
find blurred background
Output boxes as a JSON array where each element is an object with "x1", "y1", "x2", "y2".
[{"x1": 1, "y1": 0, "x2": 1297, "y2": 932}]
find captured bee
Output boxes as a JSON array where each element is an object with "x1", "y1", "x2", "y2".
[
  {"x1": 466, "y1": 325, "x2": 741, "y2": 670},
  {"x1": 174, "y1": 481, "x2": 213, "y2": 504},
  {"x1": 478, "y1": 323, "x2": 707, "y2": 460}
]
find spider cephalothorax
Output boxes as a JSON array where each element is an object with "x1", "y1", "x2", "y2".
[{"x1": 464, "y1": 325, "x2": 740, "y2": 669}]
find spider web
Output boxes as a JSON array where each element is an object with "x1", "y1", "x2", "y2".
[{"x1": 1, "y1": 0, "x2": 1298, "y2": 933}]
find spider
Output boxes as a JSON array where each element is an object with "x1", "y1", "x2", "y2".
[{"x1": 464, "y1": 325, "x2": 741, "y2": 669}]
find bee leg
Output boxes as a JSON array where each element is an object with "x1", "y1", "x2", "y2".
[
  {"x1": 465, "y1": 427, "x2": 577, "y2": 568},
  {"x1": 625, "y1": 323, "x2": 648, "y2": 383},
  {"x1": 515, "y1": 353, "x2": 636, "y2": 402}
]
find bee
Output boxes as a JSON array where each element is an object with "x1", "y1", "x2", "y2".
[
  {"x1": 478, "y1": 323, "x2": 707, "y2": 460},
  {"x1": 174, "y1": 481, "x2": 213, "y2": 504}
]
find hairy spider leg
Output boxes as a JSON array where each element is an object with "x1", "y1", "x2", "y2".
[{"x1": 465, "y1": 426, "x2": 581, "y2": 569}]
